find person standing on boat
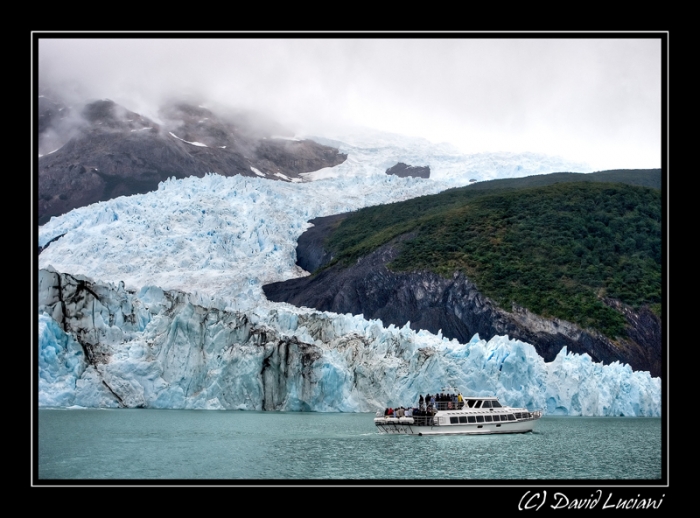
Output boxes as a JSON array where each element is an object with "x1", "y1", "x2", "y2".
[
  {"x1": 419, "y1": 394, "x2": 425, "y2": 411},
  {"x1": 458, "y1": 393, "x2": 464, "y2": 409}
]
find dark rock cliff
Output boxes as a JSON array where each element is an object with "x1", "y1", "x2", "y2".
[
  {"x1": 263, "y1": 214, "x2": 662, "y2": 378},
  {"x1": 38, "y1": 99, "x2": 347, "y2": 224},
  {"x1": 385, "y1": 162, "x2": 430, "y2": 179}
]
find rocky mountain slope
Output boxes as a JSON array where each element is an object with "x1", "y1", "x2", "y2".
[{"x1": 38, "y1": 98, "x2": 347, "y2": 224}]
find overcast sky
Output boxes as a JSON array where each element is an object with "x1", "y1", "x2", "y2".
[{"x1": 37, "y1": 35, "x2": 663, "y2": 170}]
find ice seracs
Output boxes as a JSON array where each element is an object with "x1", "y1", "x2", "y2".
[
  {"x1": 38, "y1": 173, "x2": 450, "y2": 308},
  {"x1": 37, "y1": 268, "x2": 661, "y2": 415}
]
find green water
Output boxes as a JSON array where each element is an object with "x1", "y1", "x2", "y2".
[{"x1": 36, "y1": 409, "x2": 662, "y2": 481}]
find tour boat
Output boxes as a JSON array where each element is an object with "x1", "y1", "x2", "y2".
[{"x1": 374, "y1": 395, "x2": 542, "y2": 435}]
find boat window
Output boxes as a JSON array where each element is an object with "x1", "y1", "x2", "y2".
[
  {"x1": 491, "y1": 400, "x2": 502, "y2": 408},
  {"x1": 467, "y1": 416, "x2": 476, "y2": 423},
  {"x1": 467, "y1": 400, "x2": 476, "y2": 408},
  {"x1": 492, "y1": 415, "x2": 500, "y2": 422},
  {"x1": 515, "y1": 413, "x2": 521, "y2": 419},
  {"x1": 459, "y1": 416, "x2": 467, "y2": 423},
  {"x1": 484, "y1": 415, "x2": 492, "y2": 422},
  {"x1": 476, "y1": 415, "x2": 484, "y2": 423},
  {"x1": 507, "y1": 414, "x2": 515, "y2": 421},
  {"x1": 450, "y1": 417, "x2": 459, "y2": 424},
  {"x1": 482, "y1": 400, "x2": 492, "y2": 408}
]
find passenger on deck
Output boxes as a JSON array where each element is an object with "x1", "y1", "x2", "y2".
[
  {"x1": 419, "y1": 394, "x2": 425, "y2": 411},
  {"x1": 458, "y1": 393, "x2": 464, "y2": 409}
]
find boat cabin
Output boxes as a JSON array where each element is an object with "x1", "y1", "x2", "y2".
[{"x1": 432, "y1": 396, "x2": 503, "y2": 411}]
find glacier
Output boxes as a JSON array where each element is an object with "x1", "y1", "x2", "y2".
[
  {"x1": 36, "y1": 130, "x2": 660, "y2": 416},
  {"x1": 303, "y1": 128, "x2": 593, "y2": 183},
  {"x1": 38, "y1": 268, "x2": 660, "y2": 415}
]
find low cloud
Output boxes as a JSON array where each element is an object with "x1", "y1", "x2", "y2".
[{"x1": 36, "y1": 36, "x2": 663, "y2": 170}]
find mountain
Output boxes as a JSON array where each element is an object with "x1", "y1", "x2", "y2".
[
  {"x1": 37, "y1": 98, "x2": 347, "y2": 224},
  {"x1": 36, "y1": 108, "x2": 662, "y2": 415},
  {"x1": 263, "y1": 173, "x2": 662, "y2": 377}
]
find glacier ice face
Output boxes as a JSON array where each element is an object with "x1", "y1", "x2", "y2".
[
  {"x1": 38, "y1": 313, "x2": 86, "y2": 407},
  {"x1": 38, "y1": 269, "x2": 661, "y2": 416}
]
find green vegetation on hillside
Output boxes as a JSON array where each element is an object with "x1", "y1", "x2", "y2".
[
  {"x1": 463, "y1": 169, "x2": 662, "y2": 191},
  {"x1": 325, "y1": 174, "x2": 662, "y2": 340}
]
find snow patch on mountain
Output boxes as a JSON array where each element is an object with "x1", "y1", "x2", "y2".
[{"x1": 168, "y1": 131, "x2": 207, "y2": 147}]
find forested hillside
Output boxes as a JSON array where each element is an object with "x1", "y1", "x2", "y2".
[{"x1": 322, "y1": 172, "x2": 662, "y2": 340}]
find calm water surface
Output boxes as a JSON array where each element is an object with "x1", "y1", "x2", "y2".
[{"x1": 37, "y1": 409, "x2": 662, "y2": 481}]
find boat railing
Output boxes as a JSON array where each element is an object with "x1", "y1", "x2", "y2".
[
  {"x1": 410, "y1": 415, "x2": 435, "y2": 426},
  {"x1": 432, "y1": 401, "x2": 464, "y2": 411},
  {"x1": 511, "y1": 411, "x2": 542, "y2": 421}
]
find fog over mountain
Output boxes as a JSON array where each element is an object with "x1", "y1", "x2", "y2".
[{"x1": 36, "y1": 37, "x2": 662, "y2": 171}]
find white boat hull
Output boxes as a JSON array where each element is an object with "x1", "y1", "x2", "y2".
[{"x1": 375, "y1": 418, "x2": 538, "y2": 435}]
